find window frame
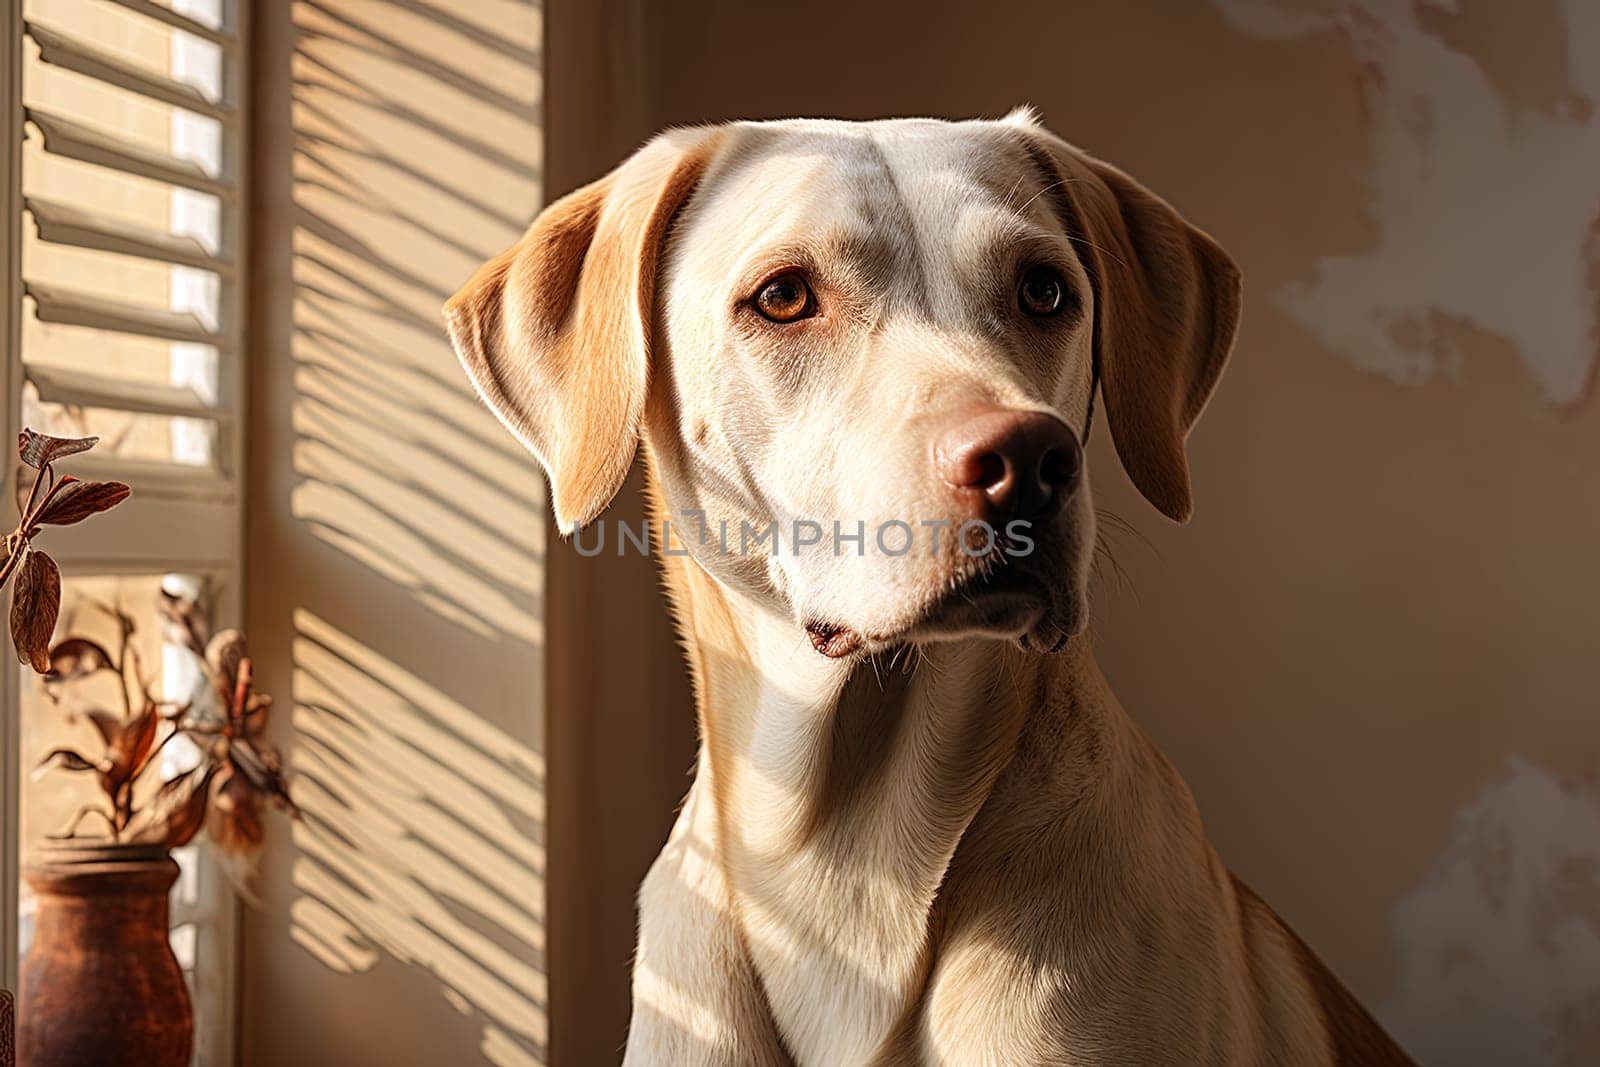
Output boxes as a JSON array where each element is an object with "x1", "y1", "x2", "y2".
[
  {"x1": 2, "y1": 2, "x2": 248, "y2": 1061},
  {"x1": 2, "y1": 0, "x2": 23, "y2": 1003}
]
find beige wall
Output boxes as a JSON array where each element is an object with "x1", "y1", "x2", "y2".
[
  {"x1": 239, "y1": 1, "x2": 1600, "y2": 1065},
  {"x1": 243, "y1": 2, "x2": 547, "y2": 1065}
]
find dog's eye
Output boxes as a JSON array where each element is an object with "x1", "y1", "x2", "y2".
[
  {"x1": 1018, "y1": 266, "x2": 1067, "y2": 317},
  {"x1": 754, "y1": 272, "x2": 815, "y2": 323}
]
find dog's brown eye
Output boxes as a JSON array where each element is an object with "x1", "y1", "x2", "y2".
[
  {"x1": 755, "y1": 272, "x2": 814, "y2": 323},
  {"x1": 1018, "y1": 266, "x2": 1067, "y2": 317}
]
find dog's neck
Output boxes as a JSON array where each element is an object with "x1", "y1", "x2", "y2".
[
  {"x1": 653, "y1": 499, "x2": 1128, "y2": 815},
  {"x1": 653, "y1": 514, "x2": 1150, "y2": 1061}
]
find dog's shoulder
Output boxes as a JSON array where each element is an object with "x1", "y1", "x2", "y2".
[{"x1": 1231, "y1": 876, "x2": 1417, "y2": 1066}]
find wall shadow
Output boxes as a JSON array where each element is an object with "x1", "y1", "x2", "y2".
[
  {"x1": 245, "y1": 1, "x2": 547, "y2": 1064},
  {"x1": 290, "y1": 610, "x2": 548, "y2": 1064}
]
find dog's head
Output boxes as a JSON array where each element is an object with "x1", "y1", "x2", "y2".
[{"x1": 445, "y1": 113, "x2": 1239, "y2": 658}]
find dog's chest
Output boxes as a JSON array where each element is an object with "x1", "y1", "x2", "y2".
[
  {"x1": 716, "y1": 659, "x2": 1025, "y2": 1064},
  {"x1": 726, "y1": 778, "x2": 944, "y2": 1064}
]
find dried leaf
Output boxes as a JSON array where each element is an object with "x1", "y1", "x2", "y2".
[
  {"x1": 208, "y1": 762, "x2": 265, "y2": 854},
  {"x1": 205, "y1": 629, "x2": 247, "y2": 709},
  {"x1": 242, "y1": 693, "x2": 273, "y2": 738},
  {"x1": 18, "y1": 429, "x2": 98, "y2": 469},
  {"x1": 266, "y1": 763, "x2": 299, "y2": 818},
  {"x1": 157, "y1": 588, "x2": 207, "y2": 658},
  {"x1": 12, "y1": 549, "x2": 61, "y2": 674},
  {"x1": 131, "y1": 765, "x2": 216, "y2": 848},
  {"x1": 84, "y1": 709, "x2": 122, "y2": 747},
  {"x1": 35, "y1": 480, "x2": 131, "y2": 526},
  {"x1": 111, "y1": 705, "x2": 160, "y2": 784},
  {"x1": 47, "y1": 636, "x2": 116, "y2": 681},
  {"x1": 32, "y1": 747, "x2": 99, "y2": 779},
  {"x1": 232, "y1": 738, "x2": 298, "y2": 817},
  {"x1": 231, "y1": 658, "x2": 255, "y2": 727}
]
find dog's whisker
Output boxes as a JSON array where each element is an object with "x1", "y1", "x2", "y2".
[
  {"x1": 1061, "y1": 230, "x2": 1133, "y2": 273},
  {"x1": 1015, "y1": 176, "x2": 1071, "y2": 215},
  {"x1": 1001, "y1": 172, "x2": 1027, "y2": 210},
  {"x1": 1095, "y1": 504, "x2": 1152, "y2": 541},
  {"x1": 1091, "y1": 535, "x2": 1139, "y2": 606}
]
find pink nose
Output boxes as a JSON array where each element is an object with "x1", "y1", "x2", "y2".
[{"x1": 934, "y1": 408, "x2": 1082, "y2": 517}]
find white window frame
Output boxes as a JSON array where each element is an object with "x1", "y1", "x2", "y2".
[
  {"x1": 2, "y1": 2, "x2": 247, "y2": 1062},
  {"x1": 1, "y1": 0, "x2": 21, "y2": 1003}
]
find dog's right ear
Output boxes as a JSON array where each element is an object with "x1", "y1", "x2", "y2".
[
  {"x1": 443, "y1": 127, "x2": 724, "y2": 534},
  {"x1": 1015, "y1": 123, "x2": 1241, "y2": 524}
]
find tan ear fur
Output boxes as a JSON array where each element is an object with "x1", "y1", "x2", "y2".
[
  {"x1": 1021, "y1": 129, "x2": 1241, "y2": 522},
  {"x1": 443, "y1": 127, "x2": 725, "y2": 533}
]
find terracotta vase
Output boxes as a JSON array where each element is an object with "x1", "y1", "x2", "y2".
[{"x1": 18, "y1": 841, "x2": 192, "y2": 1067}]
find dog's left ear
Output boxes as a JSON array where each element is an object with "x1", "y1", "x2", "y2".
[
  {"x1": 443, "y1": 127, "x2": 724, "y2": 534},
  {"x1": 1019, "y1": 126, "x2": 1241, "y2": 523}
]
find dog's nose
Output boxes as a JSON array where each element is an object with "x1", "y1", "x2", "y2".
[{"x1": 934, "y1": 408, "x2": 1082, "y2": 516}]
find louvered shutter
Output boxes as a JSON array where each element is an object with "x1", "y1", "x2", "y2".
[{"x1": 8, "y1": 2, "x2": 247, "y2": 1062}]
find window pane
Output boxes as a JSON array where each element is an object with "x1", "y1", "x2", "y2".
[{"x1": 23, "y1": 381, "x2": 218, "y2": 466}]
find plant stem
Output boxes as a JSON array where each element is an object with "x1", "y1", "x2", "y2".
[
  {"x1": 115, "y1": 611, "x2": 133, "y2": 720},
  {"x1": 21, "y1": 470, "x2": 74, "y2": 538},
  {"x1": 143, "y1": 723, "x2": 192, "y2": 775},
  {"x1": 0, "y1": 463, "x2": 60, "y2": 591},
  {"x1": 0, "y1": 539, "x2": 22, "y2": 588},
  {"x1": 17, "y1": 462, "x2": 46, "y2": 530},
  {"x1": 231, "y1": 659, "x2": 253, "y2": 727}
]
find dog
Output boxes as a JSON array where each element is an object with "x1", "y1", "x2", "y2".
[{"x1": 445, "y1": 111, "x2": 1414, "y2": 1066}]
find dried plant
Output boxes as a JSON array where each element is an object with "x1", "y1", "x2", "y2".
[
  {"x1": 3, "y1": 430, "x2": 130, "y2": 671},
  {"x1": 32, "y1": 598, "x2": 298, "y2": 857},
  {"x1": 12, "y1": 427, "x2": 297, "y2": 863}
]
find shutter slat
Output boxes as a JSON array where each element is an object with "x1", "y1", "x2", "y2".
[
  {"x1": 26, "y1": 21, "x2": 234, "y2": 122},
  {"x1": 17, "y1": 463, "x2": 238, "y2": 560},
  {"x1": 19, "y1": 459, "x2": 231, "y2": 500},
  {"x1": 25, "y1": 107, "x2": 233, "y2": 199},
  {"x1": 26, "y1": 363, "x2": 225, "y2": 421},
  {"x1": 103, "y1": 0, "x2": 234, "y2": 49},
  {"x1": 26, "y1": 196, "x2": 232, "y2": 277},
  {"x1": 25, "y1": 280, "x2": 224, "y2": 347}
]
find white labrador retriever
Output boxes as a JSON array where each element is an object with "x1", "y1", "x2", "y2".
[{"x1": 445, "y1": 111, "x2": 1414, "y2": 1066}]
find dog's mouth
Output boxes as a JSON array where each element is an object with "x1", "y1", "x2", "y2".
[
  {"x1": 919, "y1": 564, "x2": 1052, "y2": 638},
  {"x1": 804, "y1": 554, "x2": 1067, "y2": 660},
  {"x1": 805, "y1": 619, "x2": 864, "y2": 659}
]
